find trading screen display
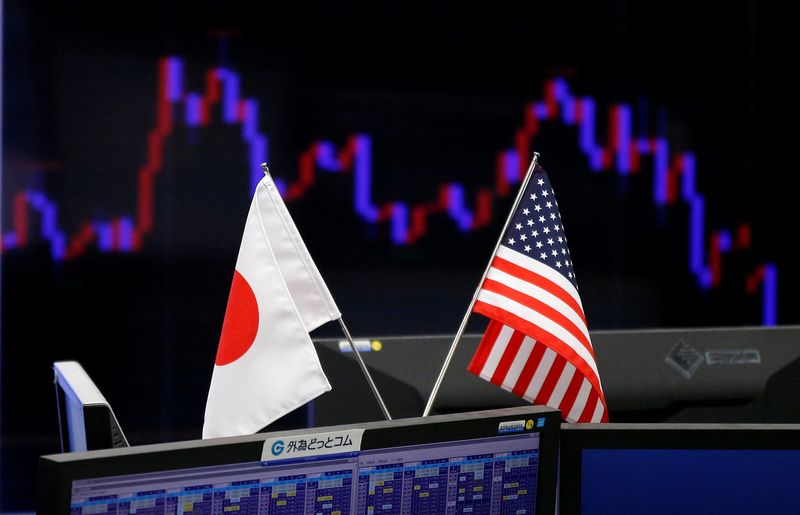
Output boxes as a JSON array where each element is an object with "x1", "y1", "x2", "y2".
[
  {"x1": 68, "y1": 433, "x2": 540, "y2": 515},
  {"x1": 579, "y1": 448, "x2": 800, "y2": 514},
  {"x1": 1, "y1": 0, "x2": 796, "y2": 510}
]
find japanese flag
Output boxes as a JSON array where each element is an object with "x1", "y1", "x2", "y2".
[{"x1": 203, "y1": 173, "x2": 340, "y2": 439}]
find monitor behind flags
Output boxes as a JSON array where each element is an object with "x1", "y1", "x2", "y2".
[{"x1": 53, "y1": 361, "x2": 128, "y2": 452}]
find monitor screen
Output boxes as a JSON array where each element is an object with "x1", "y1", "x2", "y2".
[
  {"x1": 559, "y1": 423, "x2": 800, "y2": 515},
  {"x1": 40, "y1": 406, "x2": 559, "y2": 514}
]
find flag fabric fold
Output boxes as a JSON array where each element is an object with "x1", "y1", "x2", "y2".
[
  {"x1": 467, "y1": 166, "x2": 608, "y2": 423},
  {"x1": 203, "y1": 174, "x2": 340, "y2": 439}
]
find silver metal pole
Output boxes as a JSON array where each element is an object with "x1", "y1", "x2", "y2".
[
  {"x1": 338, "y1": 318, "x2": 393, "y2": 420},
  {"x1": 422, "y1": 152, "x2": 540, "y2": 417}
]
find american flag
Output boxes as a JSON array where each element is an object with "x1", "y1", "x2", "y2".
[{"x1": 467, "y1": 165, "x2": 607, "y2": 423}]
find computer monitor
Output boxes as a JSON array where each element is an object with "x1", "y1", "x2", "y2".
[
  {"x1": 39, "y1": 406, "x2": 560, "y2": 514},
  {"x1": 311, "y1": 325, "x2": 800, "y2": 425},
  {"x1": 53, "y1": 361, "x2": 129, "y2": 452},
  {"x1": 559, "y1": 423, "x2": 800, "y2": 514}
]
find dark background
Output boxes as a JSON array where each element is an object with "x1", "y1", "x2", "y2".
[{"x1": 2, "y1": 0, "x2": 798, "y2": 510}]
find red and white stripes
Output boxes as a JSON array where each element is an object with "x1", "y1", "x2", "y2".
[
  {"x1": 468, "y1": 245, "x2": 607, "y2": 423},
  {"x1": 468, "y1": 321, "x2": 605, "y2": 422}
]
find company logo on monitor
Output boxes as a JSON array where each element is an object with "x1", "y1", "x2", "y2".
[
  {"x1": 270, "y1": 440, "x2": 285, "y2": 456},
  {"x1": 261, "y1": 429, "x2": 365, "y2": 463}
]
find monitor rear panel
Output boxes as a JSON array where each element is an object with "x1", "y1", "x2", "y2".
[{"x1": 311, "y1": 325, "x2": 800, "y2": 424}]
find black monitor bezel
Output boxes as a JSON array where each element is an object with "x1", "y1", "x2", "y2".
[
  {"x1": 559, "y1": 423, "x2": 800, "y2": 514},
  {"x1": 40, "y1": 406, "x2": 560, "y2": 514}
]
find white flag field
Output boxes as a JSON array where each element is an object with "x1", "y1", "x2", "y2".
[{"x1": 203, "y1": 173, "x2": 341, "y2": 439}]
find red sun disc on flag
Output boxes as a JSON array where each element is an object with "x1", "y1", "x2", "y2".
[{"x1": 216, "y1": 270, "x2": 260, "y2": 366}]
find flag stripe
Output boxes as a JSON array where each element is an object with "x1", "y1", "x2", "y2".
[
  {"x1": 490, "y1": 255, "x2": 586, "y2": 325},
  {"x1": 559, "y1": 372, "x2": 587, "y2": 421},
  {"x1": 591, "y1": 400, "x2": 606, "y2": 423},
  {"x1": 511, "y1": 337, "x2": 547, "y2": 397},
  {"x1": 496, "y1": 246, "x2": 583, "y2": 312},
  {"x1": 481, "y1": 277, "x2": 593, "y2": 357},
  {"x1": 567, "y1": 379, "x2": 593, "y2": 422},
  {"x1": 546, "y1": 362, "x2": 575, "y2": 407},
  {"x1": 522, "y1": 347, "x2": 557, "y2": 402},
  {"x1": 475, "y1": 300, "x2": 605, "y2": 409},
  {"x1": 474, "y1": 295, "x2": 601, "y2": 383},
  {"x1": 579, "y1": 393, "x2": 600, "y2": 423},
  {"x1": 501, "y1": 336, "x2": 536, "y2": 390},
  {"x1": 491, "y1": 330, "x2": 527, "y2": 385},
  {"x1": 485, "y1": 265, "x2": 589, "y2": 339},
  {"x1": 478, "y1": 324, "x2": 515, "y2": 380},
  {"x1": 535, "y1": 355, "x2": 568, "y2": 406},
  {"x1": 467, "y1": 320, "x2": 504, "y2": 374}
]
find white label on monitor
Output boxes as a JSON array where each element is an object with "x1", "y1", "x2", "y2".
[
  {"x1": 261, "y1": 429, "x2": 365, "y2": 463},
  {"x1": 498, "y1": 420, "x2": 527, "y2": 434},
  {"x1": 338, "y1": 339, "x2": 372, "y2": 352}
]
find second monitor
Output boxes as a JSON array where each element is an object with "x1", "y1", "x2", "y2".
[{"x1": 559, "y1": 422, "x2": 800, "y2": 514}]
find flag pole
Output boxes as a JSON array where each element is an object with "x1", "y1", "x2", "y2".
[
  {"x1": 422, "y1": 152, "x2": 540, "y2": 417},
  {"x1": 338, "y1": 318, "x2": 393, "y2": 421},
  {"x1": 260, "y1": 162, "x2": 392, "y2": 422}
]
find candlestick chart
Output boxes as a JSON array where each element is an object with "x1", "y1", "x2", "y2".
[{"x1": 1, "y1": 56, "x2": 779, "y2": 325}]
